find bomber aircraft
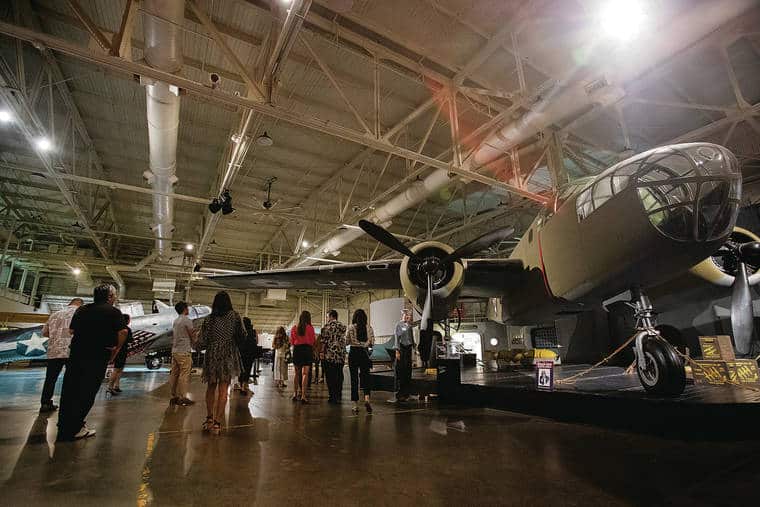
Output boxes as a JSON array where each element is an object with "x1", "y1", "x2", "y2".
[{"x1": 212, "y1": 143, "x2": 760, "y2": 396}]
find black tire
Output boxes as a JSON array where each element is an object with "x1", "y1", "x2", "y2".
[
  {"x1": 655, "y1": 324, "x2": 687, "y2": 355},
  {"x1": 637, "y1": 338, "x2": 686, "y2": 396},
  {"x1": 145, "y1": 355, "x2": 161, "y2": 370}
]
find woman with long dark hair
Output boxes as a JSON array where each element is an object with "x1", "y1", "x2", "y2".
[
  {"x1": 346, "y1": 308, "x2": 375, "y2": 414},
  {"x1": 199, "y1": 291, "x2": 242, "y2": 434},
  {"x1": 290, "y1": 310, "x2": 315, "y2": 403}
]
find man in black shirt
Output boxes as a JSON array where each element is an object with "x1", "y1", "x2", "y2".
[{"x1": 57, "y1": 283, "x2": 127, "y2": 441}]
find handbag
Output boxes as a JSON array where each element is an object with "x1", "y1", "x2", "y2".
[{"x1": 285, "y1": 349, "x2": 293, "y2": 364}]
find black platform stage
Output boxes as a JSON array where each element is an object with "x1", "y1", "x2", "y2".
[{"x1": 370, "y1": 364, "x2": 760, "y2": 439}]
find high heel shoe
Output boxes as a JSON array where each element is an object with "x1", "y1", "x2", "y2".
[
  {"x1": 211, "y1": 421, "x2": 221, "y2": 435},
  {"x1": 202, "y1": 416, "x2": 213, "y2": 431}
]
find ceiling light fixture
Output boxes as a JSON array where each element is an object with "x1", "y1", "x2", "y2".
[
  {"x1": 35, "y1": 137, "x2": 52, "y2": 152},
  {"x1": 185, "y1": 243, "x2": 194, "y2": 251},
  {"x1": 301, "y1": 240, "x2": 310, "y2": 248},
  {"x1": 72, "y1": 267, "x2": 81, "y2": 276},
  {"x1": 0, "y1": 110, "x2": 12, "y2": 123},
  {"x1": 598, "y1": 0, "x2": 646, "y2": 42},
  {"x1": 256, "y1": 131, "x2": 273, "y2": 147}
]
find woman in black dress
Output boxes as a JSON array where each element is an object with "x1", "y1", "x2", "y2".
[
  {"x1": 200, "y1": 291, "x2": 243, "y2": 434},
  {"x1": 107, "y1": 313, "x2": 132, "y2": 395}
]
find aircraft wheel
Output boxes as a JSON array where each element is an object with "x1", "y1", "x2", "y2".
[
  {"x1": 655, "y1": 324, "x2": 687, "y2": 355},
  {"x1": 637, "y1": 338, "x2": 686, "y2": 396},
  {"x1": 146, "y1": 355, "x2": 162, "y2": 370}
]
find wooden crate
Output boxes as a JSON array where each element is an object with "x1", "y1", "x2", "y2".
[
  {"x1": 692, "y1": 360, "x2": 730, "y2": 385},
  {"x1": 725, "y1": 360, "x2": 760, "y2": 384},
  {"x1": 698, "y1": 336, "x2": 735, "y2": 361}
]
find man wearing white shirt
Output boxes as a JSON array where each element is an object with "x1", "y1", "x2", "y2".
[{"x1": 40, "y1": 298, "x2": 83, "y2": 412}]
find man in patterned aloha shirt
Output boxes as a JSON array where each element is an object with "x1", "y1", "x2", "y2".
[
  {"x1": 40, "y1": 298, "x2": 84, "y2": 412},
  {"x1": 319, "y1": 309, "x2": 347, "y2": 404}
]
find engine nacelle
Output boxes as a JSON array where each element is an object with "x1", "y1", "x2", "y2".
[
  {"x1": 400, "y1": 241, "x2": 465, "y2": 321},
  {"x1": 689, "y1": 226, "x2": 760, "y2": 287}
]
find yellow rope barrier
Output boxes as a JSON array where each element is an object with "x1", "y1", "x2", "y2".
[
  {"x1": 556, "y1": 334, "x2": 760, "y2": 392},
  {"x1": 556, "y1": 333, "x2": 638, "y2": 385}
]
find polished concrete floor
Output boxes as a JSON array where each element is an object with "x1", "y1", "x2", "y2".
[{"x1": 0, "y1": 365, "x2": 758, "y2": 506}]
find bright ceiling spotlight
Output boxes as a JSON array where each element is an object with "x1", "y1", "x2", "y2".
[
  {"x1": 490, "y1": 338, "x2": 499, "y2": 346},
  {"x1": 598, "y1": 0, "x2": 646, "y2": 42},
  {"x1": 185, "y1": 243, "x2": 194, "y2": 251},
  {"x1": 301, "y1": 240, "x2": 310, "y2": 248},
  {"x1": 72, "y1": 267, "x2": 81, "y2": 276},
  {"x1": 35, "y1": 137, "x2": 52, "y2": 152},
  {"x1": 0, "y1": 110, "x2": 12, "y2": 123}
]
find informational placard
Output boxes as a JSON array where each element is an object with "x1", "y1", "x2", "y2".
[{"x1": 536, "y1": 360, "x2": 554, "y2": 391}]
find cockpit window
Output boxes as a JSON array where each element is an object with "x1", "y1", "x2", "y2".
[{"x1": 576, "y1": 143, "x2": 740, "y2": 242}]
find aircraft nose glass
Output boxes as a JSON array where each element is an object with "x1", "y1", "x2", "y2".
[{"x1": 636, "y1": 145, "x2": 740, "y2": 242}]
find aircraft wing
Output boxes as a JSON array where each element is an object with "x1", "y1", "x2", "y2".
[
  {"x1": 210, "y1": 258, "x2": 527, "y2": 298},
  {"x1": 209, "y1": 260, "x2": 404, "y2": 290},
  {"x1": 461, "y1": 259, "x2": 526, "y2": 297}
]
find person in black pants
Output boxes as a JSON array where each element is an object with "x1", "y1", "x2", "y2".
[
  {"x1": 394, "y1": 310, "x2": 415, "y2": 402},
  {"x1": 39, "y1": 298, "x2": 83, "y2": 412},
  {"x1": 346, "y1": 309, "x2": 375, "y2": 414},
  {"x1": 237, "y1": 317, "x2": 257, "y2": 396},
  {"x1": 57, "y1": 284, "x2": 127, "y2": 441},
  {"x1": 320, "y1": 310, "x2": 346, "y2": 404}
]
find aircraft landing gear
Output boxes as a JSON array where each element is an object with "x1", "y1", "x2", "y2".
[{"x1": 630, "y1": 288, "x2": 686, "y2": 396}]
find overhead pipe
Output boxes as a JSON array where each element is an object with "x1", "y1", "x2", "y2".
[
  {"x1": 141, "y1": 0, "x2": 184, "y2": 260},
  {"x1": 292, "y1": 0, "x2": 754, "y2": 267}
]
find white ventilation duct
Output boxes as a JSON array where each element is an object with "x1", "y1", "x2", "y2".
[
  {"x1": 142, "y1": 0, "x2": 184, "y2": 260},
  {"x1": 293, "y1": 0, "x2": 754, "y2": 267}
]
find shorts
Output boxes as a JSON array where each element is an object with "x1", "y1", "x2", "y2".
[{"x1": 292, "y1": 344, "x2": 313, "y2": 367}]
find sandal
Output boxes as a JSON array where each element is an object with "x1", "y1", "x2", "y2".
[
  {"x1": 202, "y1": 416, "x2": 213, "y2": 431},
  {"x1": 292, "y1": 392, "x2": 300, "y2": 401},
  {"x1": 211, "y1": 421, "x2": 222, "y2": 435},
  {"x1": 300, "y1": 398, "x2": 309, "y2": 404}
]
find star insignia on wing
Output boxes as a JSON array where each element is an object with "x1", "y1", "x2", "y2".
[{"x1": 17, "y1": 332, "x2": 49, "y2": 357}]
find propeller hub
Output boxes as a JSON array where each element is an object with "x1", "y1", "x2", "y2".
[{"x1": 739, "y1": 241, "x2": 760, "y2": 267}]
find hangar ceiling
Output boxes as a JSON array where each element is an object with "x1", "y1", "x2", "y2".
[{"x1": 0, "y1": 0, "x2": 759, "y2": 330}]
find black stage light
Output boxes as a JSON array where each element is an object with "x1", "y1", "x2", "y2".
[
  {"x1": 208, "y1": 198, "x2": 222, "y2": 213},
  {"x1": 220, "y1": 189, "x2": 234, "y2": 215},
  {"x1": 193, "y1": 263, "x2": 202, "y2": 272}
]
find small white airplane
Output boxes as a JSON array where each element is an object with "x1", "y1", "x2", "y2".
[{"x1": 0, "y1": 300, "x2": 211, "y2": 368}]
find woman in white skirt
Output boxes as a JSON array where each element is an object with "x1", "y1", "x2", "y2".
[{"x1": 273, "y1": 326, "x2": 289, "y2": 387}]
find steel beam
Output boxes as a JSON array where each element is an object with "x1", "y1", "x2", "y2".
[
  {"x1": 187, "y1": 0, "x2": 265, "y2": 101},
  {"x1": 64, "y1": 0, "x2": 111, "y2": 53},
  {"x1": 300, "y1": 34, "x2": 373, "y2": 134},
  {"x1": 110, "y1": 0, "x2": 138, "y2": 58}
]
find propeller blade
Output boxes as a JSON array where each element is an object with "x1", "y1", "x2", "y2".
[
  {"x1": 358, "y1": 220, "x2": 418, "y2": 259},
  {"x1": 420, "y1": 274, "x2": 433, "y2": 331},
  {"x1": 731, "y1": 262, "x2": 754, "y2": 355},
  {"x1": 441, "y1": 226, "x2": 515, "y2": 265}
]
